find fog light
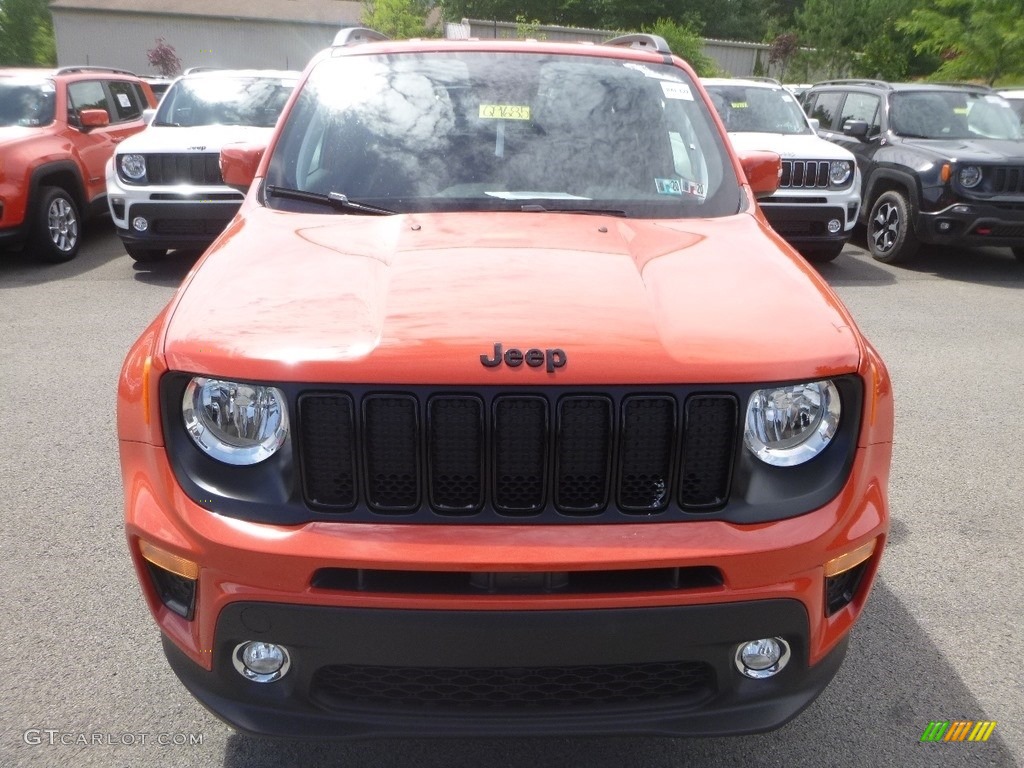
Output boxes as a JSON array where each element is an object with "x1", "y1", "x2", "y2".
[
  {"x1": 827, "y1": 218, "x2": 841, "y2": 233},
  {"x1": 938, "y1": 220, "x2": 952, "y2": 232},
  {"x1": 132, "y1": 216, "x2": 148, "y2": 232},
  {"x1": 232, "y1": 641, "x2": 291, "y2": 683},
  {"x1": 735, "y1": 637, "x2": 791, "y2": 679}
]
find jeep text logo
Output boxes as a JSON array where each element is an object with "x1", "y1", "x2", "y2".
[{"x1": 480, "y1": 343, "x2": 566, "y2": 373}]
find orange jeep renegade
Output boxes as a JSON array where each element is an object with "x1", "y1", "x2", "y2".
[
  {"x1": 118, "y1": 30, "x2": 893, "y2": 738},
  {"x1": 0, "y1": 66, "x2": 155, "y2": 262}
]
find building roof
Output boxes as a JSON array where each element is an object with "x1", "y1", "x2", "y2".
[{"x1": 50, "y1": 0, "x2": 362, "y2": 25}]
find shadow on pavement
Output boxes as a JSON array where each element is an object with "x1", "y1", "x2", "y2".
[
  {"x1": 221, "y1": 580, "x2": 1014, "y2": 768},
  {"x1": 130, "y1": 249, "x2": 202, "y2": 287},
  {"x1": 0, "y1": 218, "x2": 126, "y2": 287}
]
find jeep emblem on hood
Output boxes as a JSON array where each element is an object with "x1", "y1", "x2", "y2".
[{"x1": 481, "y1": 343, "x2": 566, "y2": 372}]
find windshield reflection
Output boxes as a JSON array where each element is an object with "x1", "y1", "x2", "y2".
[{"x1": 266, "y1": 52, "x2": 739, "y2": 218}]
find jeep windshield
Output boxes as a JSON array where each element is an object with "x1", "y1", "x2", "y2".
[
  {"x1": 153, "y1": 75, "x2": 297, "y2": 128},
  {"x1": 0, "y1": 78, "x2": 56, "y2": 127},
  {"x1": 890, "y1": 90, "x2": 1024, "y2": 140},
  {"x1": 265, "y1": 51, "x2": 740, "y2": 219},
  {"x1": 704, "y1": 83, "x2": 811, "y2": 135}
]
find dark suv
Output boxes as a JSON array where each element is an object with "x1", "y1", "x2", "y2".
[{"x1": 802, "y1": 79, "x2": 1024, "y2": 264}]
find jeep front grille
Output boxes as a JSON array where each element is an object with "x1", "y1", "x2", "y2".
[
  {"x1": 298, "y1": 390, "x2": 738, "y2": 521},
  {"x1": 780, "y1": 160, "x2": 830, "y2": 189},
  {"x1": 143, "y1": 153, "x2": 223, "y2": 185},
  {"x1": 990, "y1": 166, "x2": 1024, "y2": 194}
]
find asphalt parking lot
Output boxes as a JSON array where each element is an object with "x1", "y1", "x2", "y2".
[{"x1": 1, "y1": 220, "x2": 1022, "y2": 768}]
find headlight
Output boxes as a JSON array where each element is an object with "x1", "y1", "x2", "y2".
[
  {"x1": 829, "y1": 160, "x2": 852, "y2": 186},
  {"x1": 120, "y1": 153, "x2": 147, "y2": 181},
  {"x1": 744, "y1": 380, "x2": 840, "y2": 466},
  {"x1": 182, "y1": 377, "x2": 289, "y2": 465},
  {"x1": 958, "y1": 165, "x2": 982, "y2": 188}
]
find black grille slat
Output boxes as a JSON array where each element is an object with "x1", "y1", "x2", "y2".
[
  {"x1": 781, "y1": 159, "x2": 829, "y2": 189},
  {"x1": 619, "y1": 396, "x2": 675, "y2": 513},
  {"x1": 299, "y1": 395, "x2": 356, "y2": 508},
  {"x1": 679, "y1": 396, "x2": 737, "y2": 509},
  {"x1": 145, "y1": 153, "x2": 223, "y2": 184},
  {"x1": 493, "y1": 396, "x2": 548, "y2": 514},
  {"x1": 363, "y1": 395, "x2": 420, "y2": 512},
  {"x1": 555, "y1": 396, "x2": 613, "y2": 514},
  {"x1": 299, "y1": 389, "x2": 742, "y2": 520},
  {"x1": 312, "y1": 661, "x2": 715, "y2": 710},
  {"x1": 428, "y1": 396, "x2": 484, "y2": 514}
]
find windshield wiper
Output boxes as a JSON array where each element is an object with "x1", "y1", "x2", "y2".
[
  {"x1": 520, "y1": 204, "x2": 628, "y2": 216},
  {"x1": 266, "y1": 185, "x2": 395, "y2": 215}
]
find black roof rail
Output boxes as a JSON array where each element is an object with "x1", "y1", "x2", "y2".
[
  {"x1": 603, "y1": 33, "x2": 671, "y2": 55},
  {"x1": 743, "y1": 76, "x2": 783, "y2": 86},
  {"x1": 811, "y1": 78, "x2": 893, "y2": 89},
  {"x1": 55, "y1": 66, "x2": 138, "y2": 77},
  {"x1": 183, "y1": 66, "x2": 221, "y2": 75},
  {"x1": 928, "y1": 81, "x2": 994, "y2": 92},
  {"x1": 332, "y1": 27, "x2": 390, "y2": 47}
]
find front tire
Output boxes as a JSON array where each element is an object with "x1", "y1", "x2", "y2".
[
  {"x1": 867, "y1": 190, "x2": 919, "y2": 264},
  {"x1": 32, "y1": 186, "x2": 80, "y2": 263},
  {"x1": 800, "y1": 243, "x2": 845, "y2": 263},
  {"x1": 1011, "y1": 247, "x2": 1024, "y2": 263},
  {"x1": 124, "y1": 243, "x2": 167, "y2": 263}
]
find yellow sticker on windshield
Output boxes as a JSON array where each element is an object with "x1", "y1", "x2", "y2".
[
  {"x1": 954, "y1": 107, "x2": 968, "y2": 114},
  {"x1": 479, "y1": 104, "x2": 531, "y2": 120},
  {"x1": 731, "y1": 102, "x2": 748, "y2": 109}
]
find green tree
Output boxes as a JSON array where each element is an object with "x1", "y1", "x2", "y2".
[
  {"x1": 897, "y1": 0, "x2": 1024, "y2": 84},
  {"x1": 362, "y1": 0, "x2": 438, "y2": 39},
  {"x1": 0, "y1": 0, "x2": 55, "y2": 66},
  {"x1": 642, "y1": 18, "x2": 718, "y2": 76}
]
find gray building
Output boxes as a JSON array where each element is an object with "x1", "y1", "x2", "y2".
[{"x1": 50, "y1": 0, "x2": 363, "y2": 74}]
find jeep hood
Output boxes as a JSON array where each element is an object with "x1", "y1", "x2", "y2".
[
  {"x1": 117, "y1": 123, "x2": 275, "y2": 153},
  {"x1": 0, "y1": 125, "x2": 41, "y2": 149},
  {"x1": 728, "y1": 131, "x2": 856, "y2": 161},
  {"x1": 162, "y1": 209, "x2": 863, "y2": 384},
  {"x1": 894, "y1": 136, "x2": 1024, "y2": 162}
]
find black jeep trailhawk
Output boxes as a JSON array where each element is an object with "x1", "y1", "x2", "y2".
[{"x1": 802, "y1": 79, "x2": 1024, "y2": 264}]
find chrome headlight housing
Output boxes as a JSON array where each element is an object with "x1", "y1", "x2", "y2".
[
  {"x1": 119, "y1": 153, "x2": 147, "y2": 182},
  {"x1": 744, "y1": 380, "x2": 840, "y2": 467},
  {"x1": 829, "y1": 160, "x2": 853, "y2": 186},
  {"x1": 958, "y1": 165, "x2": 982, "y2": 189},
  {"x1": 182, "y1": 377, "x2": 289, "y2": 465}
]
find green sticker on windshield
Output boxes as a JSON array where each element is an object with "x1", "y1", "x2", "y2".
[
  {"x1": 731, "y1": 102, "x2": 748, "y2": 109},
  {"x1": 479, "y1": 104, "x2": 531, "y2": 120}
]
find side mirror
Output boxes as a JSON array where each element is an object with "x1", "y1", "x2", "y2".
[
  {"x1": 79, "y1": 108, "x2": 110, "y2": 130},
  {"x1": 221, "y1": 143, "x2": 267, "y2": 191},
  {"x1": 808, "y1": 117, "x2": 820, "y2": 132},
  {"x1": 737, "y1": 150, "x2": 781, "y2": 198},
  {"x1": 142, "y1": 108, "x2": 156, "y2": 125},
  {"x1": 842, "y1": 119, "x2": 870, "y2": 139}
]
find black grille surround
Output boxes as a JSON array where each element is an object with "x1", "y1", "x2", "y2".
[
  {"x1": 123, "y1": 153, "x2": 223, "y2": 185},
  {"x1": 780, "y1": 160, "x2": 838, "y2": 189},
  {"x1": 160, "y1": 376, "x2": 864, "y2": 526}
]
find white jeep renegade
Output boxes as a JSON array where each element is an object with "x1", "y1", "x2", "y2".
[
  {"x1": 702, "y1": 77, "x2": 861, "y2": 263},
  {"x1": 106, "y1": 69, "x2": 298, "y2": 262}
]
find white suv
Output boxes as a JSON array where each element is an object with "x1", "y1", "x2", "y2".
[
  {"x1": 106, "y1": 69, "x2": 298, "y2": 262},
  {"x1": 702, "y1": 78, "x2": 861, "y2": 262}
]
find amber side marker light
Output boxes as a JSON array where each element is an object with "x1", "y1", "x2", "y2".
[
  {"x1": 824, "y1": 539, "x2": 878, "y2": 616},
  {"x1": 824, "y1": 539, "x2": 877, "y2": 578},
  {"x1": 940, "y1": 163, "x2": 951, "y2": 183},
  {"x1": 139, "y1": 541, "x2": 199, "y2": 620}
]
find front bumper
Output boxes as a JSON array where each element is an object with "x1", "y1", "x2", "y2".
[
  {"x1": 164, "y1": 600, "x2": 849, "y2": 738},
  {"x1": 107, "y1": 173, "x2": 243, "y2": 250},
  {"x1": 122, "y1": 428, "x2": 890, "y2": 737},
  {"x1": 917, "y1": 200, "x2": 1024, "y2": 249},
  {"x1": 758, "y1": 184, "x2": 860, "y2": 250}
]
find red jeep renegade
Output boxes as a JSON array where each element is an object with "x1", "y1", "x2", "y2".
[{"x1": 118, "y1": 30, "x2": 893, "y2": 738}]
